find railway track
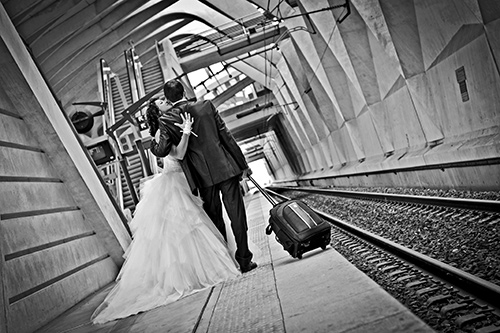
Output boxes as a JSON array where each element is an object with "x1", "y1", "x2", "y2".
[
  {"x1": 267, "y1": 185, "x2": 500, "y2": 214},
  {"x1": 264, "y1": 187, "x2": 500, "y2": 333}
]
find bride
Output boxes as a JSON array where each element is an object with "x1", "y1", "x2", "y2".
[{"x1": 91, "y1": 98, "x2": 241, "y2": 324}]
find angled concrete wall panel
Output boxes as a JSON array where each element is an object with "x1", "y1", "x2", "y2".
[
  {"x1": 416, "y1": 0, "x2": 481, "y2": 70},
  {"x1": 379, "y1": 0, "x2": 424, "y2": 79}
]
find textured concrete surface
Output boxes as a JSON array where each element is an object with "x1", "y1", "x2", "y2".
[{"x1": 38, "y1": 192, "x2": 435, "y2": 333}]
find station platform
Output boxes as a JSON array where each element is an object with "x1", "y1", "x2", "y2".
[{"x1": 38, "y1": 192, "x2": 435, "y2": 333}]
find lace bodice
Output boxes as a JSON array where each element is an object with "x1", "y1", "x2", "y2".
[{"x1": 162, "y1": 155, "x2": 182, "y2": 173}]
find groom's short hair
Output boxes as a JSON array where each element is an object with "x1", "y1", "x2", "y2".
[{"x1": 164, "y1": 79, "x2": 184, "y2": 103}]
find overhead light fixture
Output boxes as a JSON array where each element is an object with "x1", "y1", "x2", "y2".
[{"x1": 235, "y1": 102, "x2": 274, "y2": 118}]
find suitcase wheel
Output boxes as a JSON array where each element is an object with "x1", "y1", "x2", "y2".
[
  {"x1": 296, "y1": 253, "x2": 303, "y2": 259},
  {"x1": 265, "y1": 224, "x2": 273, "y2": 235},
  {"x1": 321, "y1": 244, "x2": 327, "y2": 250}
]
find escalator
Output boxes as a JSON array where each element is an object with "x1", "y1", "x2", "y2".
[
  {"x1": 108, "y1": 73, "x2": 144, "y2": 212},
  {"x1": 138, "y1": 57, "x2": 165, "y2": 171},
  {"x1": 108, "y1": 56, "x2": 165, "y2": 212},
  {"x1": 142, "y1": 58, "x2": 164, "y2": 95}
]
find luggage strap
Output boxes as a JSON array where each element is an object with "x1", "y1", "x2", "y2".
[{"x1": 288, "y1": 203, "x2": 318, "y2": 228}]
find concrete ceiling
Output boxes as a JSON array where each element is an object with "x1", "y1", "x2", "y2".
[
  {"x1": 1, "y1": 1, "x2": 280, "y2": 104},
  {"x1": 1, "y1": 0, "x2": 295, "y2": 146}
]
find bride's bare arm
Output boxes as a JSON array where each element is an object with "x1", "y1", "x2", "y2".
[
  {"x1": 169, "y1": 112, "x2": 194, "y2": 160},
  {"x1": 169, "y1": 132, "x2": 189, "y2": 159}
]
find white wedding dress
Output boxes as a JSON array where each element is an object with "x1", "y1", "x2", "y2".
[{"x1": 91, "y1": 156, "x2": 241, "y2": 324}]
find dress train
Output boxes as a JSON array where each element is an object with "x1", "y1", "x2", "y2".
[{"x1": 91, "y1": 157, "x2": 241, "y2": 324}]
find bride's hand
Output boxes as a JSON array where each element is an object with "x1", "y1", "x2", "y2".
[
  {"x1": 175, "y1": 113, "x2": 196, "y2": 136},
  {"x1": 181, "y1": 112, "x2": 194, "y2": 134}
]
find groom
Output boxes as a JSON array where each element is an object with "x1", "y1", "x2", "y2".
[{"x1": 150, "y1": 79, "x2": 257, "y2": 273}]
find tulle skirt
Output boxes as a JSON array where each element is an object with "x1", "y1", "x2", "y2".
[{"x1": 91, "y1": 169, "x2": 241, "y2": 324}]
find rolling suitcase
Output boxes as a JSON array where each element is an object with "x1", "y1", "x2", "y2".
[{"x1": 248, "y1": 176, "x2": 331, "y2": 259}]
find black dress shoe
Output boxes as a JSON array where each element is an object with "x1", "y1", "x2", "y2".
[{"x1": 241, "y1": 261, "x2": 258, "y2": 273}]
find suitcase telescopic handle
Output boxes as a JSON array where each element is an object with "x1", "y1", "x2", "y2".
[{"x1": 247, "y1": 175, "x2": 278, "y2": 206}]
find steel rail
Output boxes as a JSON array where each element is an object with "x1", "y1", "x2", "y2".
[
  {"x1": 264, "y1": 188, "x2": 500, "y2": 309},
  {"x1": 267, "y1": 186, "x2": 500, "y2": 213}
]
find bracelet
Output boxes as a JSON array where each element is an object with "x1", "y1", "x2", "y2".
[{"x1": 180, "y1": 129, "x2": 198, "y2": 137}]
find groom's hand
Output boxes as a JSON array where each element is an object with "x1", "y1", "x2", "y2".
[{"x1": 242, "y1": 168, "x2": 253, "y2": 179}]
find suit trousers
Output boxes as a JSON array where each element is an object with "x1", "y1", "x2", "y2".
[{"x1": 199, "y1": 175, "x2": 253, "y2": 267}]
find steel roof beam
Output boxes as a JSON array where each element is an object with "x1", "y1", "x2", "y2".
[{"x1": 180, "y1": 25, "x2": 287, "y2": 73}]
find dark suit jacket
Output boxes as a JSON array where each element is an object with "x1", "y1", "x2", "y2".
[{"x1": 150, "y1": 100, "x2": 248, "y2": 193}]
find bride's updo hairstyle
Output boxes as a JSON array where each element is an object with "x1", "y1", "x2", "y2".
[{"x1": 146, "y1": 98, "x2": 160, "y2": 137}]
